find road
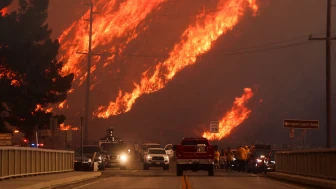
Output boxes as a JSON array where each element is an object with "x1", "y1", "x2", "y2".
[{"x1": 53, "y1": 158, "x2": 308, "y2": 189}]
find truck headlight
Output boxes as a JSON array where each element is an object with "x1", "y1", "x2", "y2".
[
  {"x1": 120, "y1": 155, "x2": 127, "y2": 161},
  {"x1": 256, "y1": 159, "x2": 262, "y2": 163},
  {"x1": 164, "y1": 156, "x2": 169, "y2": 160},
  {"x1": 147, "y1": 155, "x2": 152, "y2": 159}
]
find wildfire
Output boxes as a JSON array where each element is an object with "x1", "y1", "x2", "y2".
[
  {"x1": 59, "y1": 123, "x2": 79, "y2": 131},
  {"x1": 58, "y1": 100, "x2": 68, "y2": 109},
  {"x1": 59, "y1": 0, "x2": 166, "y2": 85},
  {"x1": 0, "y1": 7, "x2": 8, "y2": 16},
  {"x1": 34, "y1": 104, "x2": 53, "y2": 113},
  {"x1": 96, "y1": 0, "x2": 259, "y2": 118},
  {"x1": 203, "y1": 88, "x2": 254, "y2": 140}
]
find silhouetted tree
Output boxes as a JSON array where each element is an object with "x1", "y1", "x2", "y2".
[{"x1": 0, "y1": 0, "x2": 74, "y2": 138}]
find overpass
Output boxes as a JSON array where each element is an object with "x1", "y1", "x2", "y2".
[{"x1": 0, "y1": 146, "x2": 336, "y2": 189}]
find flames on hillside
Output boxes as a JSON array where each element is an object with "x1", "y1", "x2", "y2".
[
  {"x1": 2, "y1": 0, "x2": 260, "y2": 132},
  {"x1": 0, "y1": 7, "x2": 7, "y2": 16},
  {"x1": 203, "y1": 88, "x2": 254, "y2": 140},
  {"x1": 93, "y1": 0, "x2": 258, "y2": 118}
]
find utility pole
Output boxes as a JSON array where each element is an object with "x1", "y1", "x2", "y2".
[
  {"x1": 309, "y1": 0, "x2": 335, "y2": 148},
  {"x1": 76, "y1": 1, "x2": 100, "y2": 145}
]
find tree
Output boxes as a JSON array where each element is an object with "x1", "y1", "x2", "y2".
[{"x1": 0, "y1": 0, "x2": 74, "y2": 138}]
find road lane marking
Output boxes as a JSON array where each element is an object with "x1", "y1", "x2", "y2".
[
  {"x1": 185, "y1": 176, "x2": 192, "y2": 189},
  {"x1": 181, "y1": 176, "x2": 186, "y2": 189},
  {"x1": 72, "y1": 177, "x2": 113, "y2": 189},
  {"x1": 181, "y1": 175, "x2": 192, "y2": 189}
]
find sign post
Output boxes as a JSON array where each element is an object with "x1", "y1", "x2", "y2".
[
  {"x1": 210, "y1": 121, "x2": 219, "y2": 147},
  {"x1": 284, "y1": 119, "x2": 319, "y2": 150},
  {"x1": 210, "y1": 121, "x2": 219, "y2": 133}
]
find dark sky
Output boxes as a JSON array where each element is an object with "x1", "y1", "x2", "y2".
[{"x1": 12, "y1": 0, "x2": 336, "y2": 147}]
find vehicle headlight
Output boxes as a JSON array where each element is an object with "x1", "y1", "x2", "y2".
[
  {"x1": 128, "y1": 149, "x2": 131, "y2": 153},
  {"x1": 120, "y1": 155, "x2": 127, "y2": 161},
  {"x1": 98, "y1": 155, "x2": 102, "y2": 160},
  {"x1": 88, "y1": 158, "x2": 92, "y2": 163},
  {"x1": 233, "y1": 158, "x2": 236, "y2": 161},
  {"x1": 164, "y1": 156, "x2": 169, "y2": 160},
  {"x1": 271, "y1": 161, "x2": 275, "y2": 164},
  {"x1": 147, "y1": 155, "x2": 152, "y2": 159},
  {"x1": 256, "y1": 159, "x2": 262, "y2": 163},
  {"x1": 260, "y1": 155, "x2": 265, "y2": 158}
]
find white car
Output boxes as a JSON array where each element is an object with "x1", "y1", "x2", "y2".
[
  {"x1": 164, "y1": 144, "x2": 174, "y2": 159},
  {"x1": 140, "y1": 143, "x2": 161, "y2": 161},
  {"x1": 143, "y1": 148, "x2": 169, "y2": 170}
]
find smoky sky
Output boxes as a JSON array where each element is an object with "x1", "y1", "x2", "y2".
[{"x1": 13, "y1": 0, "x2": 336, "y2": 147}]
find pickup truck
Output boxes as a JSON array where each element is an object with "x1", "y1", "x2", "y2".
[{"x1": 175, "y1": 137, "x2": 215, "y2": 176}]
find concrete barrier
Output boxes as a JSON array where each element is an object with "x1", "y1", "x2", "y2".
[
  {"x1": 0, "y1": 146, "x2": 74, "y2": 179},
  {"x1": 276, "y1": 148, "x2": 336, "y2": 180}
]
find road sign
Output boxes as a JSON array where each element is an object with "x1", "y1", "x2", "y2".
[
  {"x1": 210, "y1": 121, "x2": 219, "y2": 133},
  {"x1": 0, "y1": 133, "x2": 12, "y2": 140},
  {"x1": 284, "y1": 119, "x2": 319, "y2": 129},
  {"x1": 0, "y1": 133, "x2": 12, "y2": 146}
]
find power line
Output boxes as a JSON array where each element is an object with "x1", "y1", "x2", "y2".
[{"x1": 99, "y1": 35, "x2": 322, "y2": 59}]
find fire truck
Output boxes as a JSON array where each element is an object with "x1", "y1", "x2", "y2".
[{"x1": 98, "y1": 127, "x2": 129, "y2": 170}]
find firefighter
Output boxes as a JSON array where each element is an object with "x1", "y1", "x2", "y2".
[
  {"x1": 244, "y1": 146, "x2": 250, "y2": 170},
  {"x1": 214, "y1": 148, "x2": 220, "y2": 169},
  {"x1": 236, "y1": 146, "x2": 247, "y2": 172},
  {"x1": 225, "y1": 147, "x2": 234, "y2": 171},
  {"x1": 245, "y1": 146, "x2": 250, "y2": 154}
]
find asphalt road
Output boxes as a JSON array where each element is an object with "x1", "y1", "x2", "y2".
[{"x1": 53, "y1": 158, "x2": 309, "y2": 189}]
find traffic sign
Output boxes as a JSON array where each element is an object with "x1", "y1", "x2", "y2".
[
  {"x1": 210, "y1": 121, "x2": 219, "y2": 133},
  {"x1": 284, "y1": 119, "x2": 319, "y2": 129}
]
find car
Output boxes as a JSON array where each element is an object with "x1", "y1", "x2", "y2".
[
  {"x1": 265, "y1": 149, "x2": 287, "y2": 172},
  {"x1": 175, "y1": 137, "x2": 215, "y2": 176},
  {"x1": 139, "y1": 143, "x2": 161, "y2": 161},
  {"x1": 164, "y1": 144, "x2": 174, "y2": 159},
  {"x1": 79, "y1": 145, "x2": 107, "y2": 170},
  {"x1": 100, "y1": 141, "x2": 129, "y2": 170},
  {"x1": 246, "y1": 144, "x2": 271, "y2": 173},
  {"x1": 143, "y1": 148, "x2": 169, "y2": 170},
  {"x1": 74, "y1": 151, "x2": 92, "y2": 171}
]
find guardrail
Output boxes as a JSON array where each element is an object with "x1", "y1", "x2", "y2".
[
  {"x1": 275, "y1": 148, "x2": 336, "y2": 180},
  {"x1": 0, "y1": 146, "x2": 74, "y2": 179}
]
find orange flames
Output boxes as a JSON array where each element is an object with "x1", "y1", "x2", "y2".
[
  {"x1": 34, "y1": 104, "x2": 53, "y2": 113},
  {"x1": 58, "y1": 100, "x2": 68, "y2": 109},
  {"x1": 59, "y1": 0, "x2": 166, "y2": 86},
  {"x1": 96, "y1": 0, "x2": 259, "y2": 118},
  {"x1": 0, "y1": 7, "x2": 8, "y2": 16},
  {"x1": 59, "y1": 123, "x2": 79, "y2": 131},
  {"x1": 203, "y1": 88, "x2": 254, "y2": 140}
]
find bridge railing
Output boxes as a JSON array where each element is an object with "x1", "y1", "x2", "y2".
[
  {"x1": 0, "y1": 146, "x2": 74, "y2": 179},
  {"x1": 276, "y1": 148, "x2": 336, "y2": 180}
]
